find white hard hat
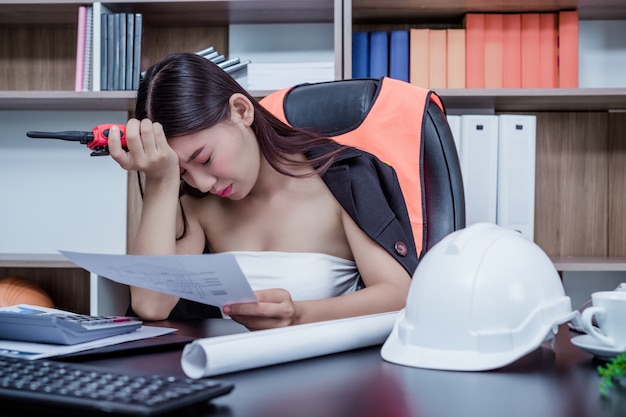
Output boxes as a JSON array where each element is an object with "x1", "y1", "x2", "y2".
[{"x1": 381, "y1": 223, "x2": 575, "y2": 371}]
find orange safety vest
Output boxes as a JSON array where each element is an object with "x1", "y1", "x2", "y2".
[{"x1": 260, "y1": 77, "x2": 444, "y2": 254}]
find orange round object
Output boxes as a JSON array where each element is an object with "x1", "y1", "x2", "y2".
[{"x1": 0, "y1": 276, "x2": 55, "y2": 308}]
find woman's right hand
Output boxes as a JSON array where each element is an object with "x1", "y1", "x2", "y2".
[{"x1": 107, "y1": 118, "x2": 180, "y2": 181}]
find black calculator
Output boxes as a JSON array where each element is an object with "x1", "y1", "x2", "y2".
[{"x1": 0, "y1": 305, "x2": 142, "y2": 345}]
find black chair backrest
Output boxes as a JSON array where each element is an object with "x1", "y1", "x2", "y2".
[{"x1": 276, "y1": 78, "x2": 465, "y2": 256}]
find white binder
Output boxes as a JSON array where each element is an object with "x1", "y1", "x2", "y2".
[
  {"x1": 446, "y1": 115, "x2": 462, "y2": 160},
  {"x1": 496, "y1": 114, "x2": 537, "y2": 240},
  {"x1": 460, "y1": 115, "x2": 499, "y2": 225}
]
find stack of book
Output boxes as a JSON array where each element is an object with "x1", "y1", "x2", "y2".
[
  {"x1": 194, "y1": 46, "x2": 251, "y2": 88},
  {"x1": 352, "y1": 10, "x2": 579, "y2": 89},
  {"x1": 74, "y1": 6, "x2": 143, "y2": 92}
]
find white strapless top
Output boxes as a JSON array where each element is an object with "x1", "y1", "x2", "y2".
[{"x1": 229, "y1": 251, "x2": 361, "y2": 301}]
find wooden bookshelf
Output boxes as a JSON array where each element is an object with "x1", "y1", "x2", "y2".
[
  {"x1": 1, "y1": 0, "x2": 625, "y2": 314},
  {"x1": 347, "y1": 0, "x2": 626, "y2": 263}
]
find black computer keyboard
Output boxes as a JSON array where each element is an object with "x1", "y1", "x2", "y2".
[{"x1": 0, "y1": 356, "x2": 234, "y2": 416}]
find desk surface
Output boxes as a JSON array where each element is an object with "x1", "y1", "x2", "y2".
[{"x1": 5, "y1": 320, "x2": 626, "y2": 417}]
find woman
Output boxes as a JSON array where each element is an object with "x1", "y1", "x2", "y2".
[{"x1": 107, "y1": 52, "x2": 416, "y2": 330}]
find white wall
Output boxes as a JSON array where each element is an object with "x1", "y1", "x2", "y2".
[{"x1": 0, "y1": 110, "x2": 128, "y2": 255}]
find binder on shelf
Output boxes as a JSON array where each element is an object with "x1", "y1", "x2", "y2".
[
  {"x1": 428, "y1": 29, "x2": 447, "y2": 88},
  {"x1": 558, "y1": 10, "x2": 579, "y2": 88},
  {"x1": 539, "y1": 13, "x2": 559, "y2": 88},
  {"x1": 521, "y1": 13, "x2": 541, "y2": 88},
  {"x1": 446, "y1": 29, "x2": 466, "y2": 89},
  {"x1": 460, "y1": 115, "x2": 499, "y2": 225},
  {"x1": 352, "y1": 32, "x2": 370, "y2": 78},
  {"x1": 502, "y1": 13, "x2": 522, "y2": 88},
  {"x1": 389, "y1": 30, "x2": 409, "y2": 82},
  {"x1": 484, "y1": 14, "x2": 503, "y2": 89},
  {"x1": 497, "y1": 114, "x2": 537, "y2": 241},
  {"x1": 446, "y1": 115, "x2": 462, "y2": 160},
  {"x1": 409, "y1": 28, "x2": 430, "y2": 88},
  {"x1": 465, "y1": 14, "x2": 485, "y2": 88}
]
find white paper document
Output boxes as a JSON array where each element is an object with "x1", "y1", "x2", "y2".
[
  {"x1": 180, "y1": 311, "x2": 399, "y2": 378},
  {"x1": 0, "y1": 326, "x2": 176, "y2": 360},
  {"x1": 60, "y1": 250, "x2": 258, "y2": 308}
]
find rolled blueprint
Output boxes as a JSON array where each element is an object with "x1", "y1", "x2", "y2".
[{"x1": 180, "y1": 311, "x2": 398, "y2": 378}]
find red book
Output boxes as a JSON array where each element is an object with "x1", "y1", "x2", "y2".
[
  {"x1": 521, "y1": 13, "x2": 541, "y2": 88},
  {"x1": 428, "y1": 29, "x2": 447, "y2": 88},
  {"x1": 465, "y1": 14, "x2": 485, "y2": 88},
  {"x1": 539, "y1": 13, "x2": 559, "y2": 88},
  {"x1": 502, "y1": 13, "x2": 521, "y2": 88},
  {"x1": 558, "y1": 10, "x2": 579, "y2": 88},
  {"x1": 446, "y1": 28, "x2": 466, "y2": 88},
  {"x1": 484, "y1": 14, "x2": 504, "y2": 88},
  {"x1": 410, "y1": 28, "x2": 430, "y2": 88}
]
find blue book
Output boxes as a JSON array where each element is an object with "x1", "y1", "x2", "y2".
[
  {"x1": 352, "y1": 32, "x2": 370, "y2": 78},
  {"x1": 369, "y1": 31, "x2": 389, "y2": 78},
  {"x1": 389, "y1": 30, "x2": 409, "y2": 82}
]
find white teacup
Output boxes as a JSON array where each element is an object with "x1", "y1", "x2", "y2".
[{"x1": 581, "y1": 291, "x2": 626, "y2": 350}]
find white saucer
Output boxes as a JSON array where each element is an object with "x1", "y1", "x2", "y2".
[{"x1": 570, "y1": 334, "x2": 625, "y2": 360}]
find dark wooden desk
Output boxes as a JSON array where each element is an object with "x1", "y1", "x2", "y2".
[{"x1": 8, "y1": 320, "x2": 626, "y2": 417}]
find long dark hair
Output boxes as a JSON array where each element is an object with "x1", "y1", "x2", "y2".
[
  {"x1": 136, "y1": 52, "x2": 343, "y2": 193},
  {"x1": 135, "y1": 52, "x2": 345, "y2": 239}
]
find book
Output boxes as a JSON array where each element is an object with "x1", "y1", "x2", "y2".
[
  {"x1": 369, "y1": 31, "x2": 389, "y2": 78},
  {"x1": 484, "y1": 14, "x2": 504, "y2": 88},
  {"x1": 74, "y1": 6, "x2": 87, "y2": 92},
  {"x1": 352, "y1": 32, "x2": 370, "y2": 78},
  {"x1": 465, "y1": 14, "x2": 485, "y2": 88},
  {"x1": 100, "y1": 13, "x2": 109, "y2": 90},
  {"x1": 92, "y1": 3, "x2": 112, "y2": 91},
  {"x1": 117, "y1": 13, "x2": 127, "y2": 91},
  {"x1": 539, "y1": 13, "x2": 559, "y2": 88},
  {"x1": 502, "y1": 13, "x2": 522, "y2": 88},
  {"x1": 497, "y1": 114, "x2": 537, "y2": 240},
  {"x1": 218, "y1": 57, "x2": 241, "y2": 70},
  {"x1": 446, "y1": 29, "x2": 466, "y2": 88},
  {"x1": 223, "y1": 59, "x2": 251, "y2": 74},
  {"x1": 558, "y1": 10, "x2": 579, "y2": 88},
  {"x1": 82, "y1": 6, "x2": 93, "y2": 91},
  {"x1": 132, "y1": 13, "x2": 143, "y2": 90},
  {"x1": 125, "y1": 13, "x2": 135, "y2": 90},
  {"x1": 521, "y1": 13, "x2": 541, "y2": 88},
  {"x1": 389, "y1": 30, "x2": 409, "y2": 82},
  {"x1": 428, "y1": 29, "x2": 447, "y2": 88},
  {"x1": 460, "y1": 115, "x2": 499, "y2": 225},
  {"x1": 409, "y1": 28, "x2": 430, "y2": 88},
  {"x1": 106, "y1": 13, "x2": 116, "y2": 90}
]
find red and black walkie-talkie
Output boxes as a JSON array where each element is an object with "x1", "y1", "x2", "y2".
[{"x1": 26, "y1": 123, "x2": 127, "y2": 156}]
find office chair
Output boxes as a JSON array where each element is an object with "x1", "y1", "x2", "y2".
[{"x1": 260, "y1": 77, "x2": 465, "y2": 257}]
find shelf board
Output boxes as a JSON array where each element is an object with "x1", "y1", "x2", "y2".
[
  {"x1": 0, "y1": 1, "x2": 335, "y2": 26},
  {"x1": 0, "y1": 253, "x2": 81, "y2": 269},
  {"x1": 435, "y1": 88, "x2": 626, "y2": 112},
  {"x1": 2, "y1": 89, "x2": 625, "y2": 112},
  {"x1": 351, "y1": 0, "x2": 626, "y2": 22},
  {"x1": 0, "y1": 91, "x2": 137, "y2": 111},
  {"x1": 552, "y1": 257, "x2": 626, "y2": 272}
]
